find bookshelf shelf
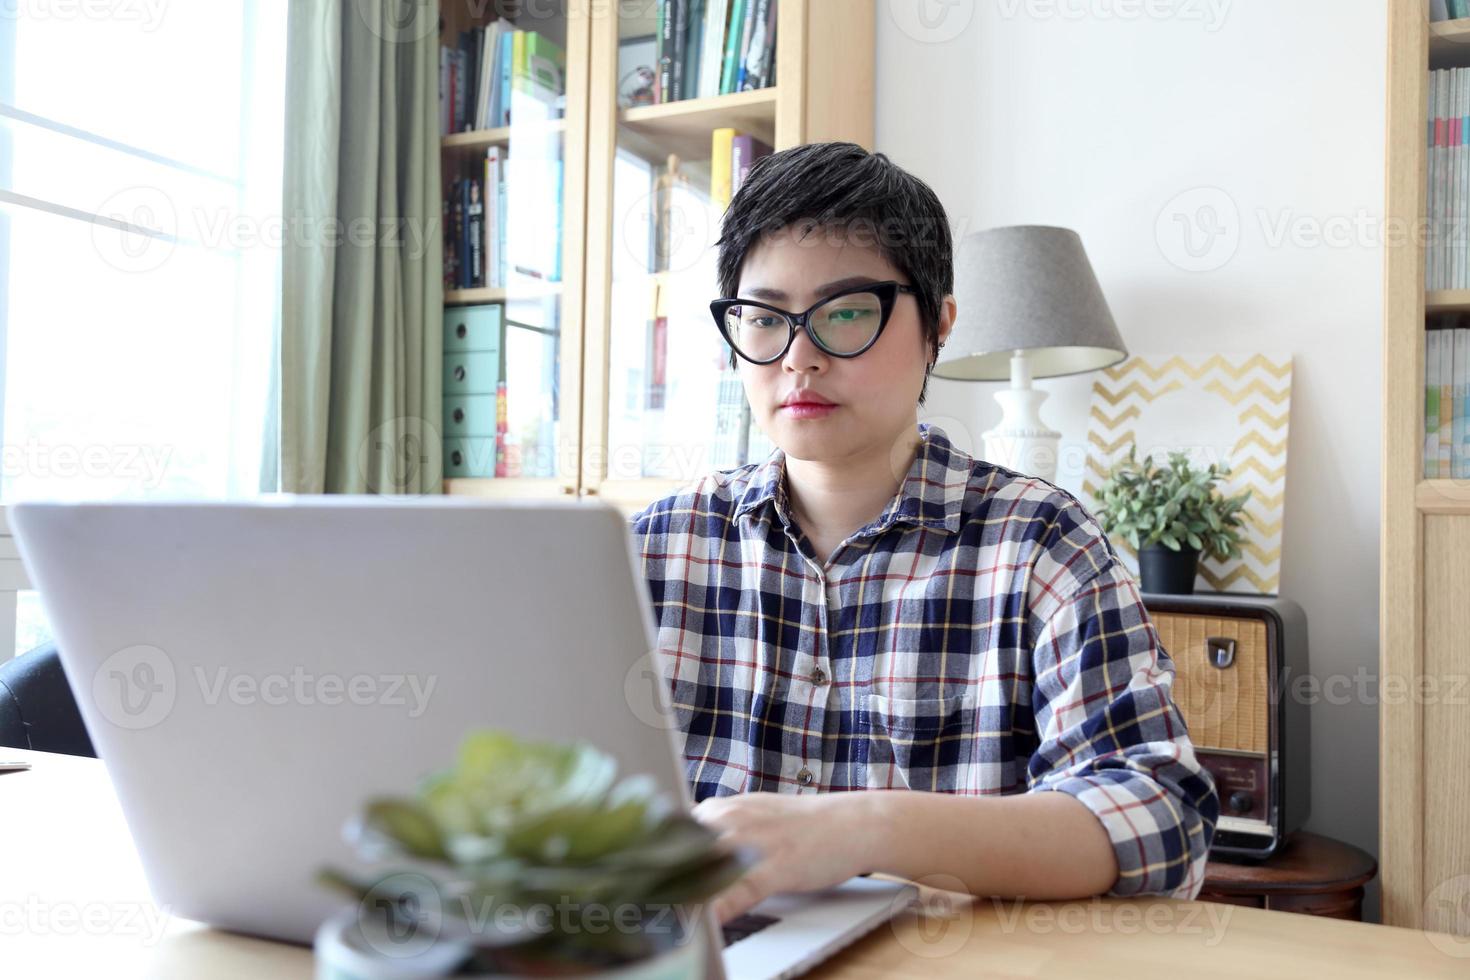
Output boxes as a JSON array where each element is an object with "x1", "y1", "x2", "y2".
[
  {"x1": 1416, "y1": 479, "x2": 1470, "y2": 513},
  {"x1": 1424, "y1": 288, "x2": 1470, "y2": 312},
  {"x1": 441, "y1": 119, "x2": 567, "y2": 154},
  {"x1": 444, "y1": 282, "x2": 563, "y2": 306},
  {"x1": 1430, "y1": 17, "x2": 1470, "y2": 64},
  {"x1": 444, "y1": 476, "x2": 571, "y2": 498},
  {"x1": 618, "y1": 87, "x2": 778, "y2": 164}
]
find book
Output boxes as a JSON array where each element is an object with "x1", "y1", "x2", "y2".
[
  {"x1": 450, "y1": 177, "x2": 466, "y2": 289},
  {"x1": 516, "y1": 30, "x2": 566, "y2": 117},
  {"x1": 1443, "y1": 325, "x2": 1455, "y2": 475},
  {"x1": 439, "y1": 47, "x2": 451, "y2": 136},
  {"x1": 475, "y1": 21, "x2": 503, "y2": 130},
  {"x1": 1429, "y1": 71, "x2": 1437, "y2": 290},
  {"x1": 711, "y1": 128, "x2": 736, "y2": 209},
  {"x1": 720, "y1": 0, "x2": 746, "y2": 94},
  {"x1": 700, "y1": 0, "x2": 730, "y2": 99},
  {"x1": 457, "y1": 33, "x2": 475, "y2": 132},
  {"x1": 497, "y1": 160, "x2": 507, "y2": 285},
  {"x1": 470, "y1": 29, "x2": 484, "y2": 127},
  {"x1": 1450, "y1": 70, "x2": 1458, "y2": 290},
  {"x1": 754, "y1": 0, "x2": 778, "y2": 89},
  {"x1": 466, "y1": 177, "x2": 485, "y2": 288},
  {"x1": 647, "y1": 316, "x2": 668, "y2": 410},
  {"x1": 496, "y1": 28, "x2": 514, "y2": 127},
  {"x1": 495, "y1": 377, "x2": 508, "y2": 478},
  {"x1": 731, "y1": 133, "x2": 772, "y2": 192},
  {"x1": 658, "y1": 0, "x2": 675, "y2": 103},
  {"x1": 734, "y1": 0, "x2": 759, "y2": 91},
  {"x1": 485, "y1": 147, "x2": 503, "y2": 288},
  {"x1": 739, "y1": 0, "x2": 771, "y2": 90},
  {"x1": 1434, "y1": 70, "x2": 1448, "y2": 289},
  {"x1": 765, "y1": 0, "x2": 778, "y2": 86},
  {"x1": 670, "y1": 0, "x2": 688, "y2": 101},
  {"x1": 453, "y1": 46, "x2": 468, "y2": 133},
  {"x1": 683, "y1": 0, "x2": 705, "y2": 102},
  {"x1": 1457, "y1": 69, "x2": 1465, "y2": 289},
  {"x1": 1456, "y1": 323, "x2": 1470, "y2": 478},
  {"x1": 1461, "y1": 68, "x2": 1468, "y2": 287},
  {"x1": 1428, "y1": 328, "x2": 1443, "y2": 479},
  {"x1": 442, "y1": 189, "x2": 456, "y2": 289}
]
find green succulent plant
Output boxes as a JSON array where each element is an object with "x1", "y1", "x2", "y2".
[
  {"x1": 1093, "y1": 446, "x2": 1252, "y2": 562},
  {"x1": 320, "y1": 729, "x2": 750, "y2": 975}
]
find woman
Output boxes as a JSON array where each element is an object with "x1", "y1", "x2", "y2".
[{"x1": 629, "y1": 142, "x2": 1218, "y2": 924}]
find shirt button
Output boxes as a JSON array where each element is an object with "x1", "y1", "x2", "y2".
[
  {"x1": 810, "y1": 666, "x2": 828, "y2": 685},
  {"x1": 797, "y1": 768, "x2": 814, "y2": 787}
]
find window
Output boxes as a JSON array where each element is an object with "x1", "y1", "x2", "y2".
[{"x1": 0, "y1": 1, "x2": 287, "y2": 654}]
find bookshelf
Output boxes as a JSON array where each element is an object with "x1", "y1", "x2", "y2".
[
  {"x1": 1381, "y1": 0, "x2": 1470, "y2": 936},
  {"x1": 441, "y1": 118, "x2": 567, "y2": 153},
  {"x1": 437, "y1": 1, "x2": 588, "y2": 497},
  {"x1": 436, "y1": 0, "x2": 874, "y2": 507},
  {"x1": 1424, "y1": 287, "x2": 1470, "y2": 312},
  {"x1": 581, "y1": 0, "x2": 872, "y2": 513}
]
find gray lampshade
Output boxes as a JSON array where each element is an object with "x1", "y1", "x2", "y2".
[{"x1": 933, "y1": 225, "x2": 1127, "y2": 381}]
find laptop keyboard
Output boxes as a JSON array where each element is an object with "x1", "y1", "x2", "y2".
[{"x1": 721, "y1": 912, "x2": 781, "y2": 947}]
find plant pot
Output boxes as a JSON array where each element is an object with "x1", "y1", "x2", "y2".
[
  {"x1": 314, "y1": 907, "x2": 709, "y2": 980},
  {"x1": 1137, "y1": 544, "x2": 1199, "y2": 595}
]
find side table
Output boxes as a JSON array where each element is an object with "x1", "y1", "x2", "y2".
[{"x1": 1200, "y1": 831, "x2": 1378, "y2": 920}]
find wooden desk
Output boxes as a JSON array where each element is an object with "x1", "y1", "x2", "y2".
[{"x1": 3, "y1": 749, "x2": 1467, "y2": 979}]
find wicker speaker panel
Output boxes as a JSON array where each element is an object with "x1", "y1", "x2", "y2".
[{"x1": 1152, "y1": 613, "x2": 1270, "y2": 754}]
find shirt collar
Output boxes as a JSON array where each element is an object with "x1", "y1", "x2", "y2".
[{"x1": 733, "y1": 422, "x2": 969, "y2": 536}]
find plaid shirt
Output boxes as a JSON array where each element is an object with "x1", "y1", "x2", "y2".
[{"x1": 628, "y1": 422, "x2": 1218, "y2": 899}]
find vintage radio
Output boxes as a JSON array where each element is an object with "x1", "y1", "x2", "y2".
[{"x1": 1141, "y1": 592, "x2": 1309, "y2": 861}]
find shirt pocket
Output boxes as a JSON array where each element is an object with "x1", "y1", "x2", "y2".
[{"x1": 864, "y1": 687, "x2": 980, "y2": 792}]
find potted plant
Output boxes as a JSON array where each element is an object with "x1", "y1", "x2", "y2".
[
  {"x1": 314, "y1": 729, "x2": 750, "y2": 979},
  {"x1": 1093, "y1": 446, "x2": 1252, "y2": 595}
]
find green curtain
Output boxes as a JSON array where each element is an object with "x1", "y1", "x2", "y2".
[{"x1": 280, "y1": 0, "x2": 443, "y2": 494}]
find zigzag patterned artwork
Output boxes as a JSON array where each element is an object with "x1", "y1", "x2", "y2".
[{"x1": 1077, "y1": 354, "x2": 1293, "y2": 595}]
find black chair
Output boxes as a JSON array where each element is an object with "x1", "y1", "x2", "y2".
[{"x1": 0, "y1": 642, "x2": 96, "y2": 758}]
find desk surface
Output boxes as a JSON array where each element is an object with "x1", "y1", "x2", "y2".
[{"x1": 3, "y1": 748, "x2": 1466, "y2": 979}]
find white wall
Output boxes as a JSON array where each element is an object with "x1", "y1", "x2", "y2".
[{"x1": 880, "y1": 0, "x2": 1386, "y2": 916}]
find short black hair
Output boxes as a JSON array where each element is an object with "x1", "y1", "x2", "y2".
[{"x1": 714, "y1": 141, "x2": 953, "y2": 407}]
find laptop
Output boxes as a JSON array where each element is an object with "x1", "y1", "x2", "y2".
[{"x1": 9, "y1": 497, "x2": 917, "y2": 980}]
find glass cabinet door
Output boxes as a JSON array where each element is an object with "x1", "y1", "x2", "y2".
[
  {"x1": 582, "y1": 0, "x2": 787, "y2": 513},
  {"x1": 439, "y1": 0, "x2": 588, "y2": 498}
]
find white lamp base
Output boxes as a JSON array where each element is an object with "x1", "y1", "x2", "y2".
[{"x1": 982, "y1": 350, "x2": 1060, "y2": 482}]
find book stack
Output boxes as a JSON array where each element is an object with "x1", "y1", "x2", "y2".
[
  {"x1": 1425, "y1": 316, "x2": 1470, "y2": 479},
  {"x1": 1428, "y1": 67, "x2": 1470, "y2": 290},
  {"x1": 445, "y1": 148, "x2": 564, "y2": 291},
  {"x1": 655, "y1": 0, "x2": 778, "y2": 103},
  {"x1": 710, "y1": 127, "x2": 773, "y2": 209},
  {"x1": 441, "y1": 23, "x2": 566, "y2": 135}
]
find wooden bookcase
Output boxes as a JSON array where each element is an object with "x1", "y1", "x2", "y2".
[
  {"x1": 436, "y1": 0, "x2": 875, "y2": 511},
  {"x1": 1382, "y1": 0, "x2": 1470, "y2": 935}
]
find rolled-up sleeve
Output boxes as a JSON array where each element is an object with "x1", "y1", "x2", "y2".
[{"x1": 1027, "y1": 559, "x2": 1219, "y2": 899}]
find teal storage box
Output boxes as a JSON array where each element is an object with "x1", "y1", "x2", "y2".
[
  {"x1": 443, "y1": 351, "x2": 500, "y2": 396},
  {"x1": 443, "y1": 395, "x2": 498, "y2": 437},
  {"x1": 444, "y1": 303, "x2": 503, "y2": 353},
  {"x1": 444, "y1": 438, "x2": 497, "y2": 478}
]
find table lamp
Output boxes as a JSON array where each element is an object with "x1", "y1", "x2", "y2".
[{"x1": 932, "y1": 225, "x2": 1127, "y2": 482}]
